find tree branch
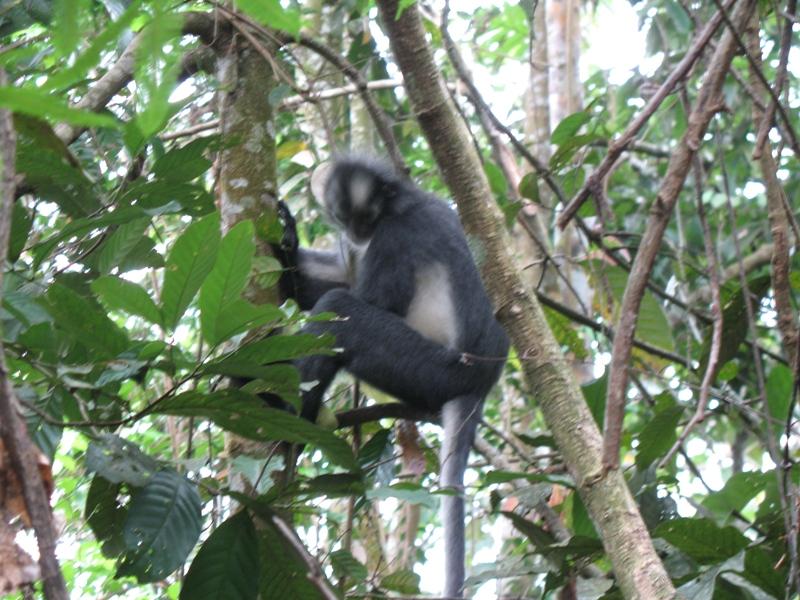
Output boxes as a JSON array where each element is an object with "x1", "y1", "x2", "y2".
[
  {"x1": 602, "y1": 0, "x2": 756, "y2": 470},
  {"x1": 0, "y1": 69, "x2": 68, "y2": 600}
]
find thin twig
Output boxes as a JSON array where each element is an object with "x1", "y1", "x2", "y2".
[
  {"x1": 753, "y1": 0, "x2": 796, "y2": 157},
  {"x1": 659, "y1": 89, "x2": 724, "y2": 468},
  {"x1": 270, "y1": 515, "x2": 339, "y2": 600}
]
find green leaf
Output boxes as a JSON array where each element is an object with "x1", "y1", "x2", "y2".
[
  {"x1": 581, "y1": 374, "x2": 606, "y2": 429},
  {"x1": 702, "y1": 470, "x2": 771, "y2": 516},
  {"x1": 85, "y1": 475, "x2": 128, "y2": 558},
  {"x1": 152, "y1": 137, "x2": 215, "y2": 182},
  {"x1": 381, "y1": 569, "x2": 421, "y2": 594},
  {"x1": 259, "y1": 517, "x2": 329, "y2": 599},
  {"x1": 357, "y1": 428, "x2": 392, "y2": 468},
  {"x1": 44, "y1": 283, "x2": 129, "y2": 359},
  {"x1": 200, "y1": 220, "x2": 255, "y2": 345},
  {"x1": 118, "y1": 470, "x2": 202, "y2": 583},
  {"x1": 330, "y1": 549, "x2": 368, "y2": 583},
  {"x1": 302, "y1": 473, "x2": 365, "y2": 499},
  {"x1": 741, "y1": 547, "x2": 785, "y2": 598},
  {"x1": 501, "y1": 511, "x2": 556, "y2": 550},
  {"x1": 133, "y1": 8, "x2": 183, "y2": 138},
  {"x1": 234, "y1": 0, "x2": 301, "y2": 37},
  {"x1": 92, "y1": 276, "x2": 162, "y2": 325},
  {"x1": 766, "y1": 365, "x2": 792, "y2": 427},
  {"x1": 602, "y1": 266, "x2": 674, "y2": 352},
  {"x1": 518, "y1": 172, "x2": 540, "y2": 203},
  {"x1": 483, "y1": 160, "x2": 507, "y2": 195},
  {"x1": 161, "y1": 213, "x2": 221, "y2": 330},
  {"x1": 635, "y1": 394, "x2": 684, "y2": 469},
  {"x1": 551, "y1": 111, "x2": 591, "y2": 146},
  {"x1": 52, "y1": 0, "x2": 90, "y2": 57},
  {"x1": 203, "y1": 362, "x2": 300, "y2": 407},
  {"x1": 47, "y1": 0, "x2": 143, "y2": 91},
  {"x1": 215, "y1": 333, "x2": 335, "y2": 367},
  {"x1": 181, "y1": 511, "x2": 259, "y2": 600},
  {"x1": 96, "y1": 218, "x2": 151, "y2": 274},
  {"x1": 543, "y1": 305, "x2": 588, "y2": 360},
  {"x1": 153, "y1": 390, "x2": 358, "y2": 470},
  {"x1": 483, "y1": 470, "x2": 574, "y2": 488},
  {"x1": 0, "y1": 87, "x2": 118, "y2": 128},
  {"x1": 654, "y1": 518, "x2": 749, "y2": 564},
  {"x1": 367, "y1": 482, "x2": 436, "y2": 507},
  {"x1": 85, "y1": 434, "x2": 159, "y2": 487},
  {"x1": 9, "y1": 201, "x2": 32, "y2": 262},
  {"x1": 704, "y1": 274, "x2": 771, "y2": 373},
  {"x1": 212, "y1": 300, "x2": 284, "y2": 343}
]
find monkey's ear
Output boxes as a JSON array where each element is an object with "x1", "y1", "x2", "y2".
[{"x1": 310, "y1": 161, "x2": 333, "y2": 204}]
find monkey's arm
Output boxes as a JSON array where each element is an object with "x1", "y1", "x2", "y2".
[{"x1": 272, "y1": 202, "x2": 349, "y2": 310}]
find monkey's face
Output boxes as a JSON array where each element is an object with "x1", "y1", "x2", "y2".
[
  {"x1": 324, "y1": 167, "x2": 385, "y2": 244},
  {"x1": 328, "y1": 199, "x2": 382, "y2": 244}
]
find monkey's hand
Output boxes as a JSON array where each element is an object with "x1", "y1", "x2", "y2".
[{"x1": 275, "y1": 201, "x2": 299, "y2": 256}]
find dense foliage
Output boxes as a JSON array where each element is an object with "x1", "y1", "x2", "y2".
[{"x1": 0, "y1": 0, "x2": 797, "y2": 599}]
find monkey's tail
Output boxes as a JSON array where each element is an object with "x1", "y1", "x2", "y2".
[{"x1": 440, "y1": 395, "x2": 483, "y2": 598}]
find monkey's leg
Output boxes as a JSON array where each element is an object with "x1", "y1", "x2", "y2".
[{"x1": 296, "y1": 289, "x2": 498, "y2": 418}]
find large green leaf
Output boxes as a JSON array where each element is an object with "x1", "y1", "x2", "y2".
[
  {"x1": 601, "y1": 265, "x2": 674, "y2": 353},
  {"x1": 259, "y1": 516, "x2": 330, "y2": 600},
  {"x1": 96, "y1": 218, "x2": 151, "y2": 275},
  {"x1": 133, "y1": 6, "x2": 183, "y2": 138},
  {"x1": 0, "y1": 86, "x2": 118, "y2": 128},
  {"x1": 635, "y1": 393, "x2": 684, "y2": 468},
  {"x1": 85, "y1": 475, "x2": 128, "y2": 559},
  {"x1": 152, "y1": 137, "x2": 215, "y2": 182},
  {"x1": 380, "y1": 569, "x2": 421, "y2": 594},
  {"x1": 85, "y1": 434, "x2": 159, "y2": 487},
  {"x1": 234, "y1": 0, "x2": 301, "y2": 36},
  {"x1": 52, "y1": 0, "x2": 90, "y2": 57},
  {"x1": 654, "y1": 518, "x2": 749, "y2": 564},
  {"x1": 181, "y1": 511, "x2": 259, "y2": 600},
  {"x1": 161, "y1": 213, "x2": 221, "y2": 330},
  {"x1": 701, "y1": 274, "x2": 771, "y2": 375},
  {"x1": 117, "y1": 470, "x2": 202, "y2": 583},
  {"x1": 741, "y1": 547, "x2": 785, "y2": 598},
  {"x1": 46, "y1": 0, "x2": 142, "y2": 91},
  {"x1": 213, "y1": 333, "x2": 335, "y2": 367},
  {"x1": 701, "y1": 470, "x2": 771, "y2": 516},
  {"x1": 207, "y1": 299, "x2": 284, "y2": 343},
  {"x1": 152, "y1": 390, "x2": 358, "y2": 470},
  {"x1": 202, "y1": 362, "x2": 300, "y2": 407},
  {"x1": 43, "y1": 283, "x2": 129, "y2": 359},
  {"x1": 200, "y1": 220, "x2": 255, "y2": 345},
  {"x1": 92, "y1": 276, "x2": 162, "y2": 325},
  {"x1": 330, "y1": 549, "x2": 367, "y2": 584},
  {"x1": 766, "y1": 365, "x2": 792, "y2": 429}
]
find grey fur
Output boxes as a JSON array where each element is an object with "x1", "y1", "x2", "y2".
[{"x1": 276, "y1": 157, "x2": 509, "y2": 597}]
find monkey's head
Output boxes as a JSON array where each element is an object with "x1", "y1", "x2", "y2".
[{"x1": 314, "y1": 158, "x2": 399, "y2": 245}]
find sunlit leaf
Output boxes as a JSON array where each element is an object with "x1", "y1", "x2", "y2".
[
  {"x1": 92, "y1": 276, "x2": 161, "y2": 325},
  {"x1": 161, "y1": 213, "x2": 221, "y2": 330}
]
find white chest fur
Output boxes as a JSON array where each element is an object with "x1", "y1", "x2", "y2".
[{"x1": 405, "y1": 262, "x2": 459, "y2": 348}]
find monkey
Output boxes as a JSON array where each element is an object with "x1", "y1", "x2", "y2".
[{"x1": 273, "y1": 157, "x2": 509, "y2": 598}]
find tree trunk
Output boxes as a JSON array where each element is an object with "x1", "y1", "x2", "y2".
[{"x1": 375, "y1": 1, "x2": 676, "y2": 597}]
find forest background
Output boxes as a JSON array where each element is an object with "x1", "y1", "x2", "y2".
[{"x1": 0, "y1": 0, "x2": 798, "y2": 599}]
